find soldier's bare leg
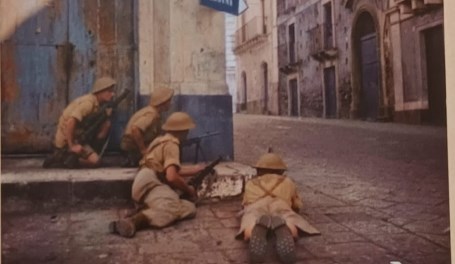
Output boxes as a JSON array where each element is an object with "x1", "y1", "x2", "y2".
[{"x1": 97, "y1": 120, "x2": 111, "y2": 139}]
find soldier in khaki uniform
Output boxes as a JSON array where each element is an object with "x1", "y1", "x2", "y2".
[
  {"x1": 120, "y1": 87, "x2": 174, "y2": 167},
  {"x1": 43, "y1": 77, "x2": 116, "y2": 168},
  {"x1": 236, "y1": 153, "x2": 320, "y2": 264},
  {"x1": 109, "y1": 112, "x2": 205, "y2": 238}
]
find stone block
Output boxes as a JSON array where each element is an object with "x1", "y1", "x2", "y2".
[{"x1": 197, "y1": 162, "x2": 256, "y2": 200}]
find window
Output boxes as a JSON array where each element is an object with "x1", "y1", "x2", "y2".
[
  {"x1": 241, "y1": 72, "x2": 247, "y2": 111},
  {"x1": 288, "y1": 23, "x2": 296, "y2": 63},
  {"x1": 323, "y1": 1, "x2": 334, "y2": 49},
  {"x1": 289, "y1": 78, "x2": 299, "y2": 116},
  {"x1": 261, "y1": 0, "x2": 267, "y2": 34}
]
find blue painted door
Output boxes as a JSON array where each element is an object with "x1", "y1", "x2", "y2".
[
  {"x1": 359, "y1": 33, "x2": 379, "y2": 121},
  {"x1": 1, "y1": 0, "x2": 136, "y2": 153}
]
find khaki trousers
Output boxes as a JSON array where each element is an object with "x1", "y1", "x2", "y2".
[
  {"x1": 133, "y1": 168, "x2": 196, "y2": 228},
  {"x1": 236, "y1": 196, "x2": 320, "y2": 239}
]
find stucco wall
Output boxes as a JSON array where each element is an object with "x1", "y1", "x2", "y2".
[
  {"x1": 170, "y1": 0, "x2": 227, "y2": 95},
  {"x1": 235, "y1": 0, "x2": 279, "y2": 115}
]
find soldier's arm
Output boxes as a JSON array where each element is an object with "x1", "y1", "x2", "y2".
[
  {"x1": 179, "y1": 163, "x2": 205, "y2": 177},
  {"x1": 64, "y1": 117, "x2": 82, "y2": 153},
  {"x1": 131, "y1": 126, "x2": 147, "y2": 155},
  {"x1": 165, "y1": 165, "x2": 197, "y2": 198},
  {"x1": 132, "y1": 113, "x2": 157, "y2": 155},
  {"x1": 291, "y1": 187, "x2": 304, "y2": 212}
]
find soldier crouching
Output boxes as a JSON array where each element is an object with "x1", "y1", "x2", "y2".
[
  {"x1": 42, "y1": 77, "x2": 116, "y2": 168},
  {"x1": 109, "y1": 112, "x2": 205, "y2": 237}
]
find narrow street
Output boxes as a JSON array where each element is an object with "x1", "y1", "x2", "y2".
[
  {"x1": 2, "y1": 114, "x2": 450, "y2": 264},
  {"x1": 234, "y1": 114, "x2": 450, "y2": 263}
]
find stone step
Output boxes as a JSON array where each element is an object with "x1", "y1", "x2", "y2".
[{"x1": 1, "y1": 158, "x2": 256, "y2": 204}]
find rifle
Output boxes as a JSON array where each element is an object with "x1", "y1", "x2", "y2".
[
  {"x1": 181, "y1": 131, "x2": 221, "y2": 163},
  {"x1": 188, "y1": 156, "x2": 223, "y2": 190},
  {"x1": 47, "y1": 89, "x2": 130, "y2": 168}
]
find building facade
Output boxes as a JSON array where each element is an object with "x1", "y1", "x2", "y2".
[
  {"x1": 225, "y1": 14, "x2": 238, "y2": 112},
  {"x1": 234, "y1": 0, "x2": 279, "y2": 115},
  {"x1": 277, "y1": 0, "x2": 444, "y2": 124},
  {"x1": 1, "y1": 0, "x2": 234, "y2": 161}
]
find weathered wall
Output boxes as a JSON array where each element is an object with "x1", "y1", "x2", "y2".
[
  {"x1": 169, "y1": 0, "x2": 227, "y2": 95},
  {"x1": 151, "y1": 0, "x2": 233, "y2": 162},
  {"x1": 278, "y1": 0, "x2": 444, "y2": 124},
  {"x1": 225, "y1": 14, "x2": 238, "y2": 112},
  {"x1": 400, "y1": 8, "x2": 444, "y2": 103},
  {"x1": 1, "y1": 0, "x2": 233, "y2": 159},
  {"x1": 235, "y1": 0, "x2": 279, "y2": 115},
  {"x1": 297, "y1": 3, "x2": 323, "y2": 117},
  {"x1": 0, "y1": 0, "x2": 53, "y2": 41},
  {"x1": 138, "y1": 0, "x2": 154, "y2": 95}
]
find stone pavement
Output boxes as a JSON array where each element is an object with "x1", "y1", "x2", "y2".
[{"x1": 2, "y1": 114, "x2": 451, "y2": 264}]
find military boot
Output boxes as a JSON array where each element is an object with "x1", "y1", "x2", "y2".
[
  {"x1": 42, "y1": 149, "x2": 65, "y2": 168},
  {"x1": 249, "y1": 215, "x2": 271, "y2": 263},
  {"x1": 271, "y1": 216, "x2": 296, "y2": 264},
  {"x1": 109, "y1": 212, "x2": 148, "y2": 238}
]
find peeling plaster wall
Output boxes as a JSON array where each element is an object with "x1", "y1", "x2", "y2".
[
  {"x1": 278, "y1": 0, "x2": 388, "y2": 119},
  {"x1": 296, "y1": 3, "x2": 323, "y2": 117},
  {"x1": 278, "y1": 0, "x2": 444, "y2": 123},
  {"x1": 0, "y1": 0, "x2": 53, "y2": 41}
]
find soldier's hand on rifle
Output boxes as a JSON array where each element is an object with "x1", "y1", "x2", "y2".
[{"x1": 69, "y1": 144, "x2": 83, "y2": 154}]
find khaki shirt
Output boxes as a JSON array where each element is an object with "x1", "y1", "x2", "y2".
[
  {"x1": 139, "y1": 133, "x2": 181, "y2": 172},
  {"x1": 243, "y1": 174, "x2": 303, "y2": 211},
  {"x1": 54, "y1": 94, "x2": 99, "y2": 148},
  {"x1": 132, "y1": 134, "x2": 181, "y2": 201},
  {"x1": 123, "y1": 106, "x2": 161, "y2": 145}
]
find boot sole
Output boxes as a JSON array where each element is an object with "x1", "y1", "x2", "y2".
[
  {"x1": 271, "y1": 216, "x2": 296, "y2": 264},
  {"x1": 249, "y1": 215, "x2": 270, "y2": 263},
  {"x1": 109, "y1": 220, "x2": 136, "y2": 238}
]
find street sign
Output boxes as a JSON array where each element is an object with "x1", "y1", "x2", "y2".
[{"x1": 200, "y1": 0, "x2": 248, "y2": 16}]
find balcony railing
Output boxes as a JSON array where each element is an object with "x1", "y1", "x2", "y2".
[{"x1": 235, "y1": 16, "x2": 267, "y2": 48}]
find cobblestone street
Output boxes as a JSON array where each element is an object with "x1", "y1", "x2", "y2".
[{"x1": 2, "y1": 114, "x2": 451, "y2": 264}]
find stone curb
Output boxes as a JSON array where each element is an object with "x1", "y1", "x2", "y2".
[{"x1": 1, "y1": 160, "x2": 256, "y2": 204}]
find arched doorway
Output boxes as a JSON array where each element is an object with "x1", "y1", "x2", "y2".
[
  {"x1": 354, "y1": 12, "x2": 380, "y2": 121},
  {"x1": 261, "y1": 62, "x2": 268, "y2": 114}
]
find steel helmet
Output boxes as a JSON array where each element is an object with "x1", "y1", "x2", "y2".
[
  {"x1": 150, "y1": 87, "x2": 174, "y2": 106},
  {"x1": 162, "y1": 112, "x2": 196, "y2": 131},
  {"x1": 254, "y1": 153, "x2": 287, "y2": 170},
  {"x1": 92, "y1": 77, "x2": 116, "y2": 94}
]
